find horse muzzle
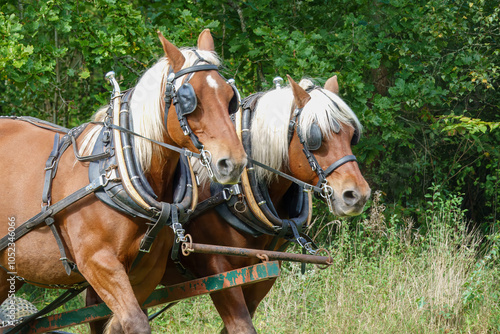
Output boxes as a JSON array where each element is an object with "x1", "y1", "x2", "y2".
[
  {"x1": 211, "y1": 156, "x2": 247, "y2": 185},
  {"x1": 331, "y1": 186, "x2": 371, "y2": 217}
]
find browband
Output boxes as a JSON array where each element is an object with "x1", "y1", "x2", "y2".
[{"x1": 173, "y1": 64, "x2": 219, "y2": 80}]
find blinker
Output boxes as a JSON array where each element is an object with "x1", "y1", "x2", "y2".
[
  {"x1": 176, "y1": 83, "x2": 197, "y2": 117},
  {"x1": 228, "y1": 88, "x2": 239, "y2": 115},
  {"x1": 227, "y1": 79, "x2": 240, "y2": 115},
  {"x1": 305, "y1": 123, "x2": 322, "y2": 151},
  {"x1": 305, "y1": 122, "x2": 359, "y2": 151}
]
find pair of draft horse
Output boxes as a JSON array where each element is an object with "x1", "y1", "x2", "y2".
[{"x1": 0, "y1": 29, "x2": 370, "y2": 333}]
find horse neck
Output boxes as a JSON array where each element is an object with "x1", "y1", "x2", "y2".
[{"x1": 146, "y1": 134, "x2": 180, "y2": 202}]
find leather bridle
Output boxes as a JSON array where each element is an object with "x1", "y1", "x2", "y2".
[
  {"x1": 164, "y1": 51, "x2": 240, "y2": 178},
  {"x1": 287, "y1": 87, "x2": 358, "y2": 212}
]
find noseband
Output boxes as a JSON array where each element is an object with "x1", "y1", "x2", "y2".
[{"x1": 287, "y1": 87, "x2": 358, "y2": 212}]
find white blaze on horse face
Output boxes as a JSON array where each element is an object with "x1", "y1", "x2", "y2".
[{"x1": 206, "y1": 75, "x2": 219, "y2": 89}]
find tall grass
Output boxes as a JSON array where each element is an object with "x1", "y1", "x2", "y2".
[
  {"x1": 246, "y1": 190, "x2": 500, "y2": 333},
  {"x1": 12, "y1": 189, "x2": 500, "y2": 333},
  {"x1": 153, "y1": 189, "x2": 500, "y2": 333}
]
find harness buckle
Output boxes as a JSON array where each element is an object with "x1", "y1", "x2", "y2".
[
  {"x1": 178, "y1": 118, "x2": 191, "y2": 136},
  {"x1": 105, "y1": 165, "x2": 120, "y2": 182},
  {"x1": 99, "y1": 174, "x2": 109, "y2": 188},
  {"x1": 223, "y1": 184, "x2": 242, "y2": 200},
  {"x1": 171, "y1": 222, "x2": 187, "y2": 243},
  {"x1": 102, "y1": 129, "x2": 111, "y2": 144},
  {"x1": 222, "y1": 188, "x2": 231, "y2": 201},
  {"x1": 303, "y1": 185, "x2": 313, "y2": 193},
  {"x1": 231, "y1": 184, "x2": 242, "y2": 196},
  {"x1": 44, "y1": 161, "x2": 56, "y2": 171},
  {"x1": 41, "y1": 200, "x2": 51, "y2": 210}
]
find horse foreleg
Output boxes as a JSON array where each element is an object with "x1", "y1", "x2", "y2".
[
  {"x1": 242, "y1": 277, "x2": 277, "y2": 319},
  {"x1": 86, "y1": 287, "x2": 107, "y2": 334},
  {"x1": 210, "y1": 286, "x2": 256, "y2": 334},
  {"x1": 78, "y1": 254, "x2": 150, "y2": 334}
]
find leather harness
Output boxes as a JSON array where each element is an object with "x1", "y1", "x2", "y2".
[
  {"x1": 0, "y1": 58, "x2": 233, "y2": 280},
  {"x1": 190, "y1": 87, "x2": 360, "y2": 255}
]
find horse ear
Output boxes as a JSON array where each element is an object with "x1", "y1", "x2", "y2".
[
  {"x1": 324, "y1": 75, "x2": 339, "y2": 94},
  {"x1": 197, "y1": 29, "x2": 215, "y2": 52},
  {"x1": 287, "y1": 75, "x2": 311, "y2": 108},
  {"x1": 158, "y1": 30, "x2": 185, "y2": 72}
]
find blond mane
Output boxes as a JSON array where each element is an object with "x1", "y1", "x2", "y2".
[{"x1": 251, "y1": 78, "x2": 362, "y2": 184}]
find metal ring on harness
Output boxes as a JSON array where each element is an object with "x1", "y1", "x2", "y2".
[
  {"x1": 233, "y1": 199, "x2": 247, "y2": 213},
  {"x1": 314, "y1": 248, "x2": 333, "y2": 269},
  {"x1": 256, "y1": 253, "x2": 269, "y2": 262},
  {"x1": 181, "y1": 234, "x2": 194, "y2": 256},
  {"x1": 320, "y1": 183, "x2": 335, "y2": 213}
]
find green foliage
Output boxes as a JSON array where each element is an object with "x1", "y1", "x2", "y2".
[
  {"x1": 1, "y1": 0, "x2": 498, "y2": 224},
  {"x1": 1, "y1": 0, "x2": 159, "y2": 126}
]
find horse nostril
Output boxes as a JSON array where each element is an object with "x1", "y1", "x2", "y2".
[
  {"x1": 216, "y1": 158, "x2": 234, "y2": 176},
  {"x1": 215, "y1": 157, "x2": 247, "y2": 180},
  {"x1": 342, "y1": 189, "x2": 360, "y2": 207}
]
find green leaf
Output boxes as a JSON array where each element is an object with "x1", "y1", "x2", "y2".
[{"x1": 79, "y1": 69, "x2": 90, "y2": 79}]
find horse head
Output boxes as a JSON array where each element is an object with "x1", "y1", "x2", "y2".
[
  {"x1": 158, "y1": 30, "x2": 247, "y2": 184},
  {"x1": 286, "y1": 75, "x2": 371, "y2": 216}
]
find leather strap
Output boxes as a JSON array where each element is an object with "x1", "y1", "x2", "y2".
[
  {"x1": 45, "y1": 217, "x2": 77, "y2": 276},
  {"x1": 42, "y1": 134, "x2": 61, "y2": 205},
  {"x1": 0, "y1": 115, "x2": 70, "y2": 133},
  {"x1": 248, "y1": 158, "x2": 321, "y2": 193},
  {"x1": 138, "y1": 202, "x2": 172, "y2": 253},
  {"x1": 323, "y1": 155, "x2": 357, "y2": 176},
  {"x1": 173, "y1": 64, "x2": 219, "y2": 80},
  {"x1": 105, "y1": 123, "x2": 202, "y2": 159},
  {"x1": 5, "y1": 284, "x2": 88, "y2": 334},
  {"x1": 129, "y1": 202, "x2": 172, "y2": 271},
  {"x1": 0, "y1": 176, "x2": 105, "y2": 252},
  {"x1": 189, "y1": 190, "x2": 228, "y2": 220}
]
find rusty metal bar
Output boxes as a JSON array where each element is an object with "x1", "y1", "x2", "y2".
[
  {"x1": 8, "y1": 261, "x2": 280, "y2": 334},
  {"x1": 184, "y1": 242, "x2": 333, "y2": 266}
]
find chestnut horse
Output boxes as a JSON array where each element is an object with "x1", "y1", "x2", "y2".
[
  {"x1": 88, "y1": 75, "x2": 370, "y2": 333},
  {"x1": 0, "y1": 29, "x2": 246, "y2": 334},
  {"x1": 164, "y1": 76, "x2": 370, "y2": 333}
]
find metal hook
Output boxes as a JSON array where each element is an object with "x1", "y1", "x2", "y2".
[
  {"x1": 320, "y1": 183, "x2": 335, "y2": 213},
  {"x1": 273, "y1": 76, "x2": 284, "y2": 89},
  {"x1": 199, "y1": 149, "x2": 214, "y2": 179}
]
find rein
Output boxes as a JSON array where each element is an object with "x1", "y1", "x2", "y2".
[
  {"x1": 246, "y1": 158, "x2": 322, "y2": 193},
  {"x1": 96, "y1": 122, "x2": 203, "y2": 160}
]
